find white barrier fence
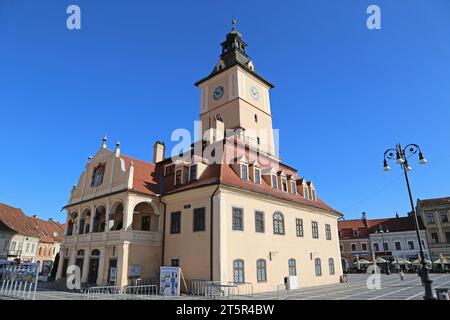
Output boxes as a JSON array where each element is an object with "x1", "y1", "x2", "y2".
[
  {"x1": 0, "y1": 263, "x2": 39, "y2": 300},
  {"x1": 204, "y1": 281, "x2": 253, "y2": 300},
  {"x1": 84, "y1": 285, "x2": 158, "y2": 300}
]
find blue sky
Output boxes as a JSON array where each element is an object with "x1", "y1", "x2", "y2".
[{"x1": 1, "y1": 0, "x2": 449, "y2": 223}]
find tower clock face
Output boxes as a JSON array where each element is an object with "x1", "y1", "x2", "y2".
[
  {"x1": 213, "y1": 86, "x2": 224, "y2": 101},
  {"x1": 250, "y1": 86, "x2": 259, "y2": 100}
]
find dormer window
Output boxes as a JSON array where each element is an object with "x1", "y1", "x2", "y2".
[
  {"x1": 353, "y1": 230, "x2": 358, "y2": 236},
  {"x1": 165, "y1": 164, "x2": 175, "y2": 176},
  {"x1": 304, "y1": 187, "x2": 309, "y2": 200},
  {"x1": 311, "y1": 189, "x2": 317, "y2": 201},
  {"x1": 271, "y1": 174, "x2": 278, "y2": 189},
  {"x1": 254, "y1": 167, "x2": 261, "y2": 184},
  {"x1": 281, "y1": 177, "x2": 287, "y2": 192},
  {"x1": 189, "y1": 164, "x2": 198, "y2": 181},
  {"x1": 290, "y1": 181, "x2": 297, "y2": 194},
  {"x1": 241, "y1": 163, "x2": 248, "y2": 180},
  {"x1": 175, "y1": 169, "x2": 182, "y2": 185}
]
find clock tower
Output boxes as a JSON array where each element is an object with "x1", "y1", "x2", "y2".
[{"x1": 195, "y1": 20, "x2": 277, "y2": 156}]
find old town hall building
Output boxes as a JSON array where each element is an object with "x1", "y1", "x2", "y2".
[{"x1": 56, "y1": 22, "x2": 343, "y2": 293}]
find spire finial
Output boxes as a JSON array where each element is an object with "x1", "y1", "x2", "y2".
[
  {"x1": 232, "y1": 18, "x2": 236, "y2": 31},
  {"x1": 102, "y1": 134, "x2": 107, "y2": 148}
]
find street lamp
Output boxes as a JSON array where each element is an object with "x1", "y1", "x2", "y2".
[
  {"x1": 383, "y1": 143, "x2": 436, "y2": 300},
  {"x1": 378, "y1": 224, "x2": 390, "y2": 275}
]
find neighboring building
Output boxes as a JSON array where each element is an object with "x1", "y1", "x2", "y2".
[
  {"x1": 56, "y1": 22, "x2": 343, "y2": 292},
  {"x1": 417, "y1": 197, "x2": 450, "y2": 261},
  {"x1": 28, "y1": 215, "x2": 65, "y2": 273},
  {"x1": 338, "y1": 213, "x2": 430, "y2": 272},
  {"x1": 338, "y1": 212, "x2": 372, "y2": 273},
  {"x1": 0, "y1": 203, "x2": 40, "y2": 263},
  {"x1": 368, "y1": 216, "x2": 430, "y2": 263}
]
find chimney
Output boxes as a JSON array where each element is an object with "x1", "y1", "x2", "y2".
[
  {"x1": 153, "y1": 141, "x2": 165, "y2": 163},
  {"x1": 48, "y1": 218, "x2": 53, "y2": 222},
  {"x1": 32, "y1": 214, "x2": 37, "y2": 218},
  {"x1": 361, "y1": 212, "x2": 368, "y2": 227}
]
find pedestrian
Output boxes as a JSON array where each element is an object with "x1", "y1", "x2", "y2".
[
  {"x1": 399, "y1": 270, "x2": 405, "y2": 281},
  {"x1": 417, "y1": 267, "x2": 424, "y2": 286}
]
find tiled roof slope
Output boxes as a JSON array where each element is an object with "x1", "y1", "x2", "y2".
[{"x1": 0, "y1": 203, "x2": 40, "y2": 237}]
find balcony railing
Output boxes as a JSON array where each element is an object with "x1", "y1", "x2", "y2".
[{"x1": 64, "y1": 230, "x2": 162, "y2": 244}]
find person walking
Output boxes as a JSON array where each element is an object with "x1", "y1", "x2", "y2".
[{"x1": 399, "y1": 270, "x2": 405, "y2": 281}]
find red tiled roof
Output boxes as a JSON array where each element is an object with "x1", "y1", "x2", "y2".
[
  {"x1": 0, "y1": 203, "x2": 40, "y2": 237},
  {"x1": 118, "y1": 145, "x2": 340, "y2": 215},
  {"x1": 28, "y1": 216, "x2": 65, "y2": 243},
  {"x1": 338, "y1": 216, "x2": 425, "y2": 240},
  {"x1": 121, "y1": 155, "x2": 160, "y2": 196},
  {"x1": 418, "y1": 197, "x2": 450, "y2": 207}
]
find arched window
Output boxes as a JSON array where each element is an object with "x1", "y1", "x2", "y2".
[
  {"x1": 77, "y1": 250, "x2": 85, "y2": 256},
  {"x1": 328, "y1": 258, "x2": 335, "y2": 275},
  {"x1": 288, "y1": 258, "x2": 297, "y2": 276},
  {"x1": 256, "y1": 259, "x2": 267, "y2": 282},
  {"x1": 273, "y1": 212, "x2": 285, "y2": 235},
  {"x1": 315, "y1": 258, "x2": 322, "y2": 276},
  {"x1": 233, "y1": 259, "x2": 245, "y2": 283},
  {"x1": 91, "y1": 249, "x2": 100, "y2": 256}
]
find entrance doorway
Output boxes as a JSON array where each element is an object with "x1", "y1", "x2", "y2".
[
  {"x1": 88, "y1": 249, "x2": 100, "y2": 284},
  {"x1": 107, "y1": 259, "x2": 117, "y2": 285}
]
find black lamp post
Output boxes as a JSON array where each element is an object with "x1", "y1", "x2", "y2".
[
  {"x1": 383, "y1": 143, "x2": 436, "y2": 300},
  {"x1": 377, "y1": 225, "x2": 390, "y2": 275}
]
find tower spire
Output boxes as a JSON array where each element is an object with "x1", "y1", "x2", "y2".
[{"x1": 231, "y1": 18, "x2": 236, "y2": 31}]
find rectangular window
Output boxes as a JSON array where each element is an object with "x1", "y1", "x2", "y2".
[
  {"x1": 351, "y1": 243, "x2": 357, "y2": 252},
  {"x1": 373, "y1": 243, "x2": 380, "y2": 252},
  {"x1": 291, "y1": 181, "x2": 297, "y2": 194},
  {"x1": 427, "y1": 211, "x2": 435, "y2": 224},
  {"x1": 31, "y1": 244, "x2": 35, "y2": 253},
  {"x1": 325, "y1": 224, "x2": 332, "y2": 240},
  {"x1": 193, "y1": 207, "x2": 206, "y2": 232},
  {"x1": 296, "y1": 218, "x2": 304, "y2": 237},
  {"x1": 165, "y1": 164, "x2": 175, "y2": 176},
  {"x1": 440, "y1": 210, "x2": 448, "y2": 223},
  {"x1": 340, "y1": 244, "x2": 343, "y2": 252},
  {"x1": 281, "y1": 177, "x2": 287, "y2": 192},
  {"x1": 254, "y1": 168, "x2": 261, "y2": 184},
  {"x1": 445, "y1": 232, "x2": 450, "y2": 244},
  {"x1": 26, "y1": 243, "x2": 30, "y2": 253},
  {"x1": 170, "y1": 211, "x2": 181, "y2": 234},
  {"x1": 304, "y1": 187, "x2": 309, "y2": 200},
  {"x1": 311, "y1": 190, "x2": 316, "y2": 201},
  {"x1": 361, "y1": 243, "x2": 368, "y2": 251},
  {"x1": 256, "y1": 259, "x2": 267, "y2": 282},
  {"x1": 189, "y1": 165, "x2": 197, "y2": 181},
  {"x1": 255, "y1": 211, "x2": 265, "y2": 233},
  {"x1": 241, "y1": 164, "x2": 248, "y2": 180},
  {"x1": 175, "y1": 169, "x2": 182, "y2": 185},
  {"x1": 79, "y1": 219, "x2": 85, "y2": 235},
  {"x1": 18, "y1": 242, "x2": 23, "y2": 252},
  {"x1": 3, "y1": 240, "x2": 9, "y2": 251},
  {"x1": 141, "y1": 215, "x2": 150, "y2": 231},
  {"x1": 383, "y1": 242, "x2": 389, "y2": 251},
  {"x1": 171, "y1": 258, "x2": 180, "y2": 267},
  {"x1": 431, "y1": 232, "x2": 439, "y2": 244},
  {"x1": 11, "y1": 241, "x2": 16, "y2": 251},
  {"x1": 271, "y1": 175, "x2": 278, "y2": 189},
  {"x1": 312, "y1": 221, "x2": 319, "y2": 239},
  {"x1": 408, "y1": 241, "x2": 415, "y2": 250},
  {"x1": 395, "y1": 241, "x2": 402, "y2": 250},
  {"x1": 232, "y1": 207, "x2": 244, "y2": 231}
]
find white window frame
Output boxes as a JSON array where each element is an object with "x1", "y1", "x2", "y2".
[
  {"x1": 241, "y1": 163, "x2": 249, "y2": 180},
  {"x1": 394, "y1": 241, "x2": 402, "y2": 251},
  {"x1": 271, "y1": 174, "x2": 278, "y2": 189},
  {"x1": 311, "y1": 189, "x2": 317, "y2": 201},
  {"x1": 304, "y1": 186, "x2": 309, "y2": 200},
  {"x1": 373, "y1": 242, "x2": 380, "y2": 252},
  {"x1": 361, "y1": 242, "x2": 368, "y2": 252},
  {"x1": 350, "y1": 242, "x2": 357, "y2": 252},
  {"x1": 189, "y1": 164, "x2": 198, "y2": 182},
  {"x1": 174, "y1": 168, "x2": 183, "y2": 185},
  {"x1": 281, "y1": 176, "x2": 287, "y2": 192},
  {"x1": 254, "y1": 167, "x2": 261, "y2": 184},
  {"x1": 290, "y1": 180, "x2": 297, "y2": 194}
]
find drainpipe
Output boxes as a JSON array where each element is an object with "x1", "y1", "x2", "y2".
[
  {"x1": 210, "y1": 184, "x2": 220, "y2": 281},
  {"x1": 159, "y1": 195, "x2": 166, "y2": 267}
]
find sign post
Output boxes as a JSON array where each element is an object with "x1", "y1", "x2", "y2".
[{"x1": 159, "y1": 266, "x2": 181, "y2": 296}]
